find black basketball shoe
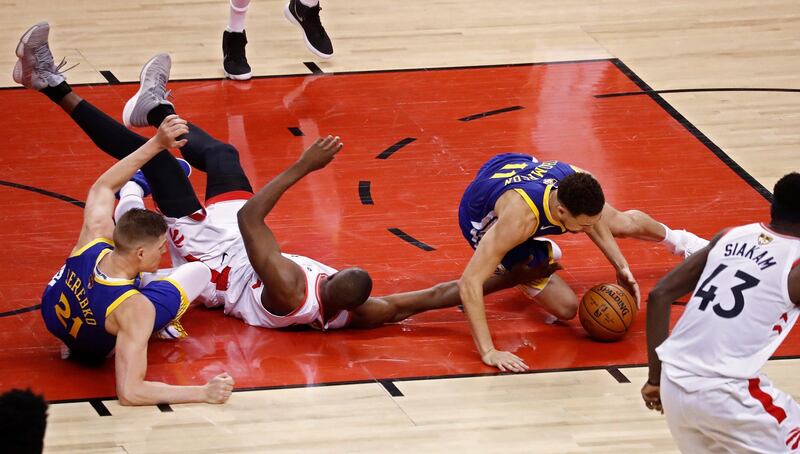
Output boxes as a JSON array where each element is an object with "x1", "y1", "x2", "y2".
[
  {"x1": 283, "y1": 0, "x2": 333, "y2": 59},
  {"x1": 223, "y1": 30, "x2": 252, "y2": 80}
]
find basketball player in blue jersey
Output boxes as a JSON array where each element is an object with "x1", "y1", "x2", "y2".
[
  {"x1": 14, "y1": 23, "x2": 234, "y2": 406},
  {"x1": 458, "y1": 153, "x2": 709, "y2": 372}
]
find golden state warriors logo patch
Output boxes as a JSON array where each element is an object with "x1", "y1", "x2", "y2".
[{"x1": 758, "y1": 233, "x2": 773, "y2": 245}]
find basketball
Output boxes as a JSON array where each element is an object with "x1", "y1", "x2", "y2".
[{"x1": 578, "y1": 283, "x2": 637, "y2": 342}]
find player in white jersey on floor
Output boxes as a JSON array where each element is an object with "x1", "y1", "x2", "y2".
[{"x1": 642, "y1": 172, "x2": 800, "y2": 452}]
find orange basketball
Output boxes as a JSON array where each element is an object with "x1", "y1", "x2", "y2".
[{"x1": 578, "y1": 283, "x2": 637, "y2": 342}]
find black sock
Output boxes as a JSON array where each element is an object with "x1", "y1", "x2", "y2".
[
  {"x1": 70, "y1": 100, "x2": 203, "y2": 217},
  {"x1": 41, "y1": 81, "x2": 72, "y2": 103},
  {"x1": 146, "y1": 103, "x2": 177, "y2": 128}
]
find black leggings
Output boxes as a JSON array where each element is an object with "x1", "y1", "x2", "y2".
[{"x1": 70, "y1": 100, "x2": 252, "y2": 218}]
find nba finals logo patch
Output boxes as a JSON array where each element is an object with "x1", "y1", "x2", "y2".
[
  {"x1": 542, "y1": 178, "x2": 557, "y2": 186},
  {"x1": 758, "y1": 233, "x2": 773, "y2": 245}
]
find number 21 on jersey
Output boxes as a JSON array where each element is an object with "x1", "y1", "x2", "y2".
[{"x1": 55, "y1": 293, "x2": 84, "y2": 338}]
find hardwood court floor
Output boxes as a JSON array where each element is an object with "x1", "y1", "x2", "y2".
[
  {"x1": 0, "y1": 1, "x2": 798, "y2": 452},
  {"x1": 39, "y1": 360, "x2": 800, "y2": 453}
]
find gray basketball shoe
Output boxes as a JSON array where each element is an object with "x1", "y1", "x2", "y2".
[
  {"x1": 12, "y1": 22, "x2": 68, "y2": 90},
  {"x1": 123, "y1": 53, "x2": 174, "y2": 128}
]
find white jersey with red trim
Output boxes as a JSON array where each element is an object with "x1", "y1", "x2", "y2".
[
  {"x1": 657, "y1": 223, "x2": 800, "y2": 391},
  {"x1": 227, "y1": 253, "x2": 353, "y2": 330},
  {"x1": 164, "y1": 200, "x2": 250, "y2": 308},
  {"x1": 164, "y1": 199, "x2": 352, "y2": 330}
]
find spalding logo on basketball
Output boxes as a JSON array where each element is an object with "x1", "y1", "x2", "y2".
[{"x1": 578, "y1": 283, "x2": 637, "y2": 342}]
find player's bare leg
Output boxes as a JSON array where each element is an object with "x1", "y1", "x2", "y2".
[{"x1": 530, "y1": 274, "x2": 579, "y2": 321}]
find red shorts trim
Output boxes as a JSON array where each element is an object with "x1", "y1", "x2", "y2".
[
  {"x1": 206, "y1": 190, "x2": 254, "y2": 206},
  {"x1": 748, "y1": 377, "x2": 787, "y2": 423}
]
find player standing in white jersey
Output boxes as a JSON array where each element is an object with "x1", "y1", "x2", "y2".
[{"x1": 642, "y1": 172, "x2": 800, "y2": 452}]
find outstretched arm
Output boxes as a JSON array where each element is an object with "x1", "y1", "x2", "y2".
[
  {"x1": 72, "y1": 116, "x2": 188, "y2": 254},
  {"x1": 237, "y1": 137, "x2": 343, "y2": 305},
  {"x1": 641, "y1": 231, "x2": 723, "y2": 413},
  {"x1": 351, "y1": 262, "x2": 561, "y2": 328},
  {"x1": 458, "y1": 193, "x2": 536, "y2": 373},
  {"x1": 585, "y1": 204, "x2": 641, "y2": 304},
  {"x1": 113, "y1": 295, "x2": 233, "y2": 406}
]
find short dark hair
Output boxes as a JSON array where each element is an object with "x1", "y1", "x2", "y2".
[
  {"x1": 113, "y1": 208, "x2": 168, "y2": 251},
  {"x1": 772, "y1": 172, "x2": 800, "y2": 224},
  {"x1": 0, "y1": 389, "x2": 48, "y2": 454},
  {"x1": 557, "y1": 172, "x2": 605, "y2": 216},
  {"x1": 329, "y1": 267, "x2": 373, "y2": 310}
]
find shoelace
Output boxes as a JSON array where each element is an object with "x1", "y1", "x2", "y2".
[
  {"x1": 34, "y1": 44, "x2": 78, "y2": 76},
  {"x1": 148, "y1": 65, "x2": 173, "y2": 102}
]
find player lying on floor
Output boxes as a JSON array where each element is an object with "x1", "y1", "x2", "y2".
[
  {"x1": 17, "y1": 24, "x2": 560, "y2": 338},
  {"x1": 16, "y1": 23, "x2": 234, "y2": 406}
]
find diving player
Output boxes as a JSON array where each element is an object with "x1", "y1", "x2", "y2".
[
  {"x1": 16, "y1": 22, "x2": 234, "y2": 406},
  {"x1": 457, "y1": 153, "x2": 709, "y2": 372},
  {"x1": 642, "y1": 172, "x2": 800, "y2": 452}
]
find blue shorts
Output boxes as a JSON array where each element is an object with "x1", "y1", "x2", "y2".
[
  {"x1": 139, "y1": 279, "x2": 189, "y2": 331},
  {"x1": 458, "y1": 212, "x2": 556, "y2": 270}
]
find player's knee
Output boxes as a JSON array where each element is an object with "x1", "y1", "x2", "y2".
[
  {"x1": 218, "y1": 144, "x2": 240, "y2": 160},
  {"x1": 554, "y1": 297, "x2": 579, "y2": 320}
]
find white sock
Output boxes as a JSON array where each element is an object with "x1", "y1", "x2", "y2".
[
  {"x1": 299, "y1": 0, "x2": 319, "y2": 7},
  {"x1": 228, "y1": 0, "x2": 251, "y2": 33},
  {"x1": 114, "y1": 182, "x2": 145, "y2": 223},
  {"x1": 659, "y1": 223, "x2": 682, "y2": 254}
]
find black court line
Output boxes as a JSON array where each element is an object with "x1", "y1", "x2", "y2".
[
  {"x1": 288, "y1": 127, "x2": 304, "y2": 136},
  {"x1": 303, "y1": 62, "x2": 324, "y2": 74},
  {"x1": 99, "y1": 70, "x2": 120, "y2": 85},
  {"x1": 0, "y1": 304, "x2": 41, "y2": 318},
  {"x1": 156, "y1": 403, "x2": 173, "y2": 413},
  {"x1": 378, "y1": 379, "x2": 404, "y2": 397},
  {"x1": 596, "y1": 87, "x2": 800, "y2": 99},
  {"x1": 0, "y1": 180, "x2": 85, "y2": 208},
  {"x1": 89, "y1": 400, "x2": 111, "y2": 416},
  {"x1": 458, "y1": 105, "x2": 524, "y2": 122},
  {"x1": 45, "y1": 354, "x2": 800, "y2": 405},
  {"x1": 607, "y1": 367, "x2": 631, "y2": 383},
  {"x1": 611, "y1": 58, "x2": 773, "y2": 202},
  {"x1": 388, "y1": 228, "x2": 436, "y2": 252},
  {"x1": 0, "y1": 58, "x2": 614, "y2": 90},
  {"x1": 358, "y1": 181, "x2": 374, "y2": 205},
  {"x1": 376, "y1": 137, "x2": 416, "y2": 160}
]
